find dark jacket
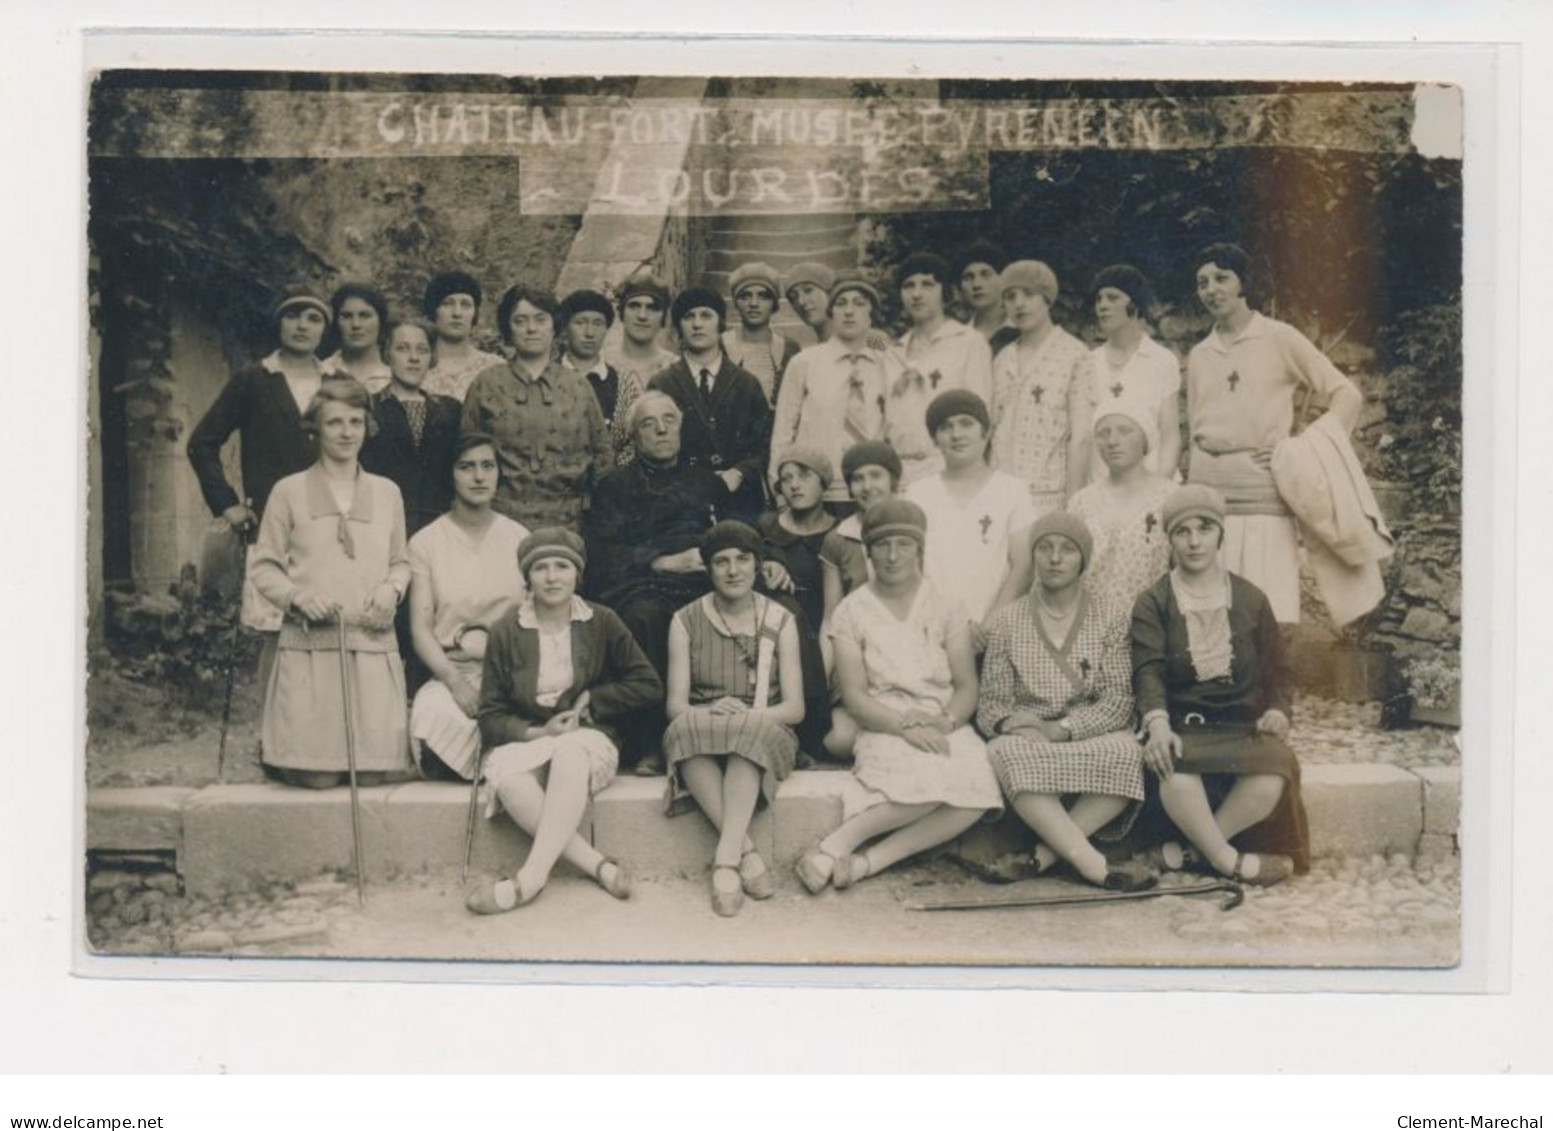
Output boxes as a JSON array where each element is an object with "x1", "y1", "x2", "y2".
[
  {"x1": 648, "y1": 357, "x2": 772, "y2": 520},
  {"x1": 583, "y1": 458, "x2": 728, "y2": 605},
  {"x1": 186, "y1": 361, "x2": 320, "y2": 519},
  {"x1": 476, "y1": 599, "x2": 663, "y2": 750},
  {"x1": 1131, "y1": 571, "x2": 1292, "y2": 726},
  {"x1": 360, "y1": 389, "x2": 463, "y2": 537}
]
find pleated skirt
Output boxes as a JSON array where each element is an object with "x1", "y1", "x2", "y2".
[{"x1": 261, "y1": 647, "x2": 412, "y2": 774}]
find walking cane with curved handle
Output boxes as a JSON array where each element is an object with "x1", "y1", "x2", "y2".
[
  {"x1": 461, "y1": 748, "x2": 483, "y2": 884},
  {"x1": 337, "y1": 618, "x2": 367, "y2": 906}
]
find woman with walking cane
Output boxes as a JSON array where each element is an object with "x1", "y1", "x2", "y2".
[
  {"x1": 463, "y1": 529, "x2": 662, "y2": 914},
  {"x1": 248, "y1": 378, "x2": 414, "y2": 789}
]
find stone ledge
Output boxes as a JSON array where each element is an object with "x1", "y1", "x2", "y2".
[
  {"x1": 1412, "y1": 765, "x2": 1462, "y2": 837},
  {"x1": 181, "y1": 783, "x2": 396, "y2": 897},
  {"x1": 87, "y1": 787, "x2": 195, "y2": 856},
  {"x1": 89, "y1": 760, "x2": 1458, "y2": 899},
  {"x1": 591, "y1": 775, "x2": 774, "y2": 881},
  {"x1": 1303, "y1": 763, "x2": 1423, "y2": 859}
]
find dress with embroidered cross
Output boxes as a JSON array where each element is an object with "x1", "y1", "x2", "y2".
[
  {"x1": 1109, "y1": 381, "x2": 1124, "y2": 397},
  {"x1": 1227, "y1": 370, "x2": 1240, "y2": 392},
  {"x1": 1031, "y1": 384, "x2": 1044, "y2": 404}
]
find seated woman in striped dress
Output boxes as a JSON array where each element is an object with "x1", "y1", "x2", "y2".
[
  {"x1": 663, "y1": 521, "x2": 807, "y2": 917},
  {"x1": 978, "y1": 511, "x2": 1155, "y2": 891}
]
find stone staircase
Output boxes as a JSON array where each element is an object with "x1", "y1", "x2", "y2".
[{"x1": 700, "y1": 213, "x2": 862, "y2": 342}]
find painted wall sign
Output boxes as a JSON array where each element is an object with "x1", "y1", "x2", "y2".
[{"x1": 90, "y1": 88, "x2": 1425, "y2": 216}]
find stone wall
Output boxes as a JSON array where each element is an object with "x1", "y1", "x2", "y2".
[{"x1": 91, "y1": 155, "x2": 587, "y2": 596}]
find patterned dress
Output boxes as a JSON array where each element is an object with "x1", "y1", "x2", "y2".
[
  {"x1": 423, "y1": 347, "x2": 507, "y2": 402},
  {"x1": 662, "y1": 595, "x2": 800, "y2": 815},
  {"x1": 990, "y1": 326, "x2": 1097, "y2": 513},
  {"x1": 829, "y1": 581, "x2": 1002, "y2": 814},
  {"x1": 978, "y1": 592, "x2": 1143, "y2": 839},
  {"x1": 1066, "y1": 477, "x2": 1174, "y2": 615},
  {"x1": 603, "y1": 343, "x2": 677, "y2": 465},
  {"x1": 460, "y1": 359, "x2": 613, "y2": 531}
]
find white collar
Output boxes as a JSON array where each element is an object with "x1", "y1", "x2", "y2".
[
  {"x1": 566, "y1": 355, "x2": 610, "y2": 381},
  {"x1": 516, "y1": 594, "x2": 594, "y2": 629},
  {"x1": 1205, "y1": 312, "x2": 1267, "y2": 353},
  {"x1": 902, "y1": 318, "x2": 969, "y2": 348},
  {"x1": 261, "y1": 350, "x2": 323, "y2": 376}
]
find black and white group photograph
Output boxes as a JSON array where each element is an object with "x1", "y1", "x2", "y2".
[{"x1": 80, "y1": 69, "x2": 1467, "y2": 973}]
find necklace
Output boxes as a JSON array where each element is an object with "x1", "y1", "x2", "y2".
[
  {"x1": 707, "y1": 595, "x2": 761, "y2": 670},
  {"x1": 1036, "y1": 591, "x2": 1080, "y2": 625}
]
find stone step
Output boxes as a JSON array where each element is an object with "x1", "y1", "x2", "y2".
[
  {"x1": 703, "y1": 246, "x2": 859, "y2": 274},
  {"x1": 89, "y1": 762, "x2": 1461, "y2": 898},
  {"x1": 704, "y1": 229, "x2": 860, "y2": 256}
]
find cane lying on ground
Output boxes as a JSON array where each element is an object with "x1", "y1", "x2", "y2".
[{"x1": 907, "y1": 877, "x2": 1244, "y2": 912}]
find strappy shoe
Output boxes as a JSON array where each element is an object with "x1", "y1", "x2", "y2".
[
  {"x1": 831, "y1": 852, "x2": 871, "y2": 891},
  {"x1": 464, "y1": 873, "x2": 537, "y2": 915},
  {"x1": 711, "y1": 863, "x2": 745, "y2": 917},
  {"x1": 1230, "y1": 851, "x2": 1294, "y2": 888},
  {"x1": 795, "y1": 848, "x2": 835, "y2": 895},
  {"x1": 739, "y1": 850, "x2": 776, "y2": 900},
  {"x1": 594, "y1": 857, "x2": 632, "y2": 901},
  {"x1": 1101, "y1": 858, "x2": 1159, "y2": 893}
]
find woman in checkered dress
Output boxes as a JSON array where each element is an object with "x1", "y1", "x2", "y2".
[{"x1": 978, "y1": 511, "x2": 1155, "y2": 891}]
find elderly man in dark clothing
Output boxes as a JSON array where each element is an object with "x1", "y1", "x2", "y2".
[
  {"x1": 585, "y1": 390, "x2": 730, "y2": 772},
  {"x1": 648, "y1": 285, "x2": 772, "y2": 524}
]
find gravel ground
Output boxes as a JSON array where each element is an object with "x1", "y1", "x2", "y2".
[
  {"x1": 1291, "y1": 694, "x2": 1459, "y2": 768},
  {"x1": 85, "y1": 850, "x2": 1459, "y2": 969}
]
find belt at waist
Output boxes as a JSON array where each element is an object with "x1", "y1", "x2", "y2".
[
  {"x1": 1173, "y1": 709, "x2": 1258, "y2": 730},
  {"x1": 1187, "y1": 457, "x2": 1290, "y2": 517},
  {"x1": 279, "y1": 618, "x2": 397, "y2": 652}
]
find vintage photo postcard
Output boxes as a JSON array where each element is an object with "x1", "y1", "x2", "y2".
[{"x1": 82, "y1": 62, "x2": 1473, "y2": 977}]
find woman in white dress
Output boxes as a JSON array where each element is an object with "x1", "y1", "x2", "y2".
[
  {"x1": 905, "y1": 389, "x2": 1036, "y2": 646},
  {"x1": 1087, "y1": 264, "x2": 1182, "y2": 483},
  {"x1": 797, "y1": 499, "x2": 1001, "y2": 893},
  {"x1": 407, "y1": 432, "x2": 530, "y2": 780}
]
